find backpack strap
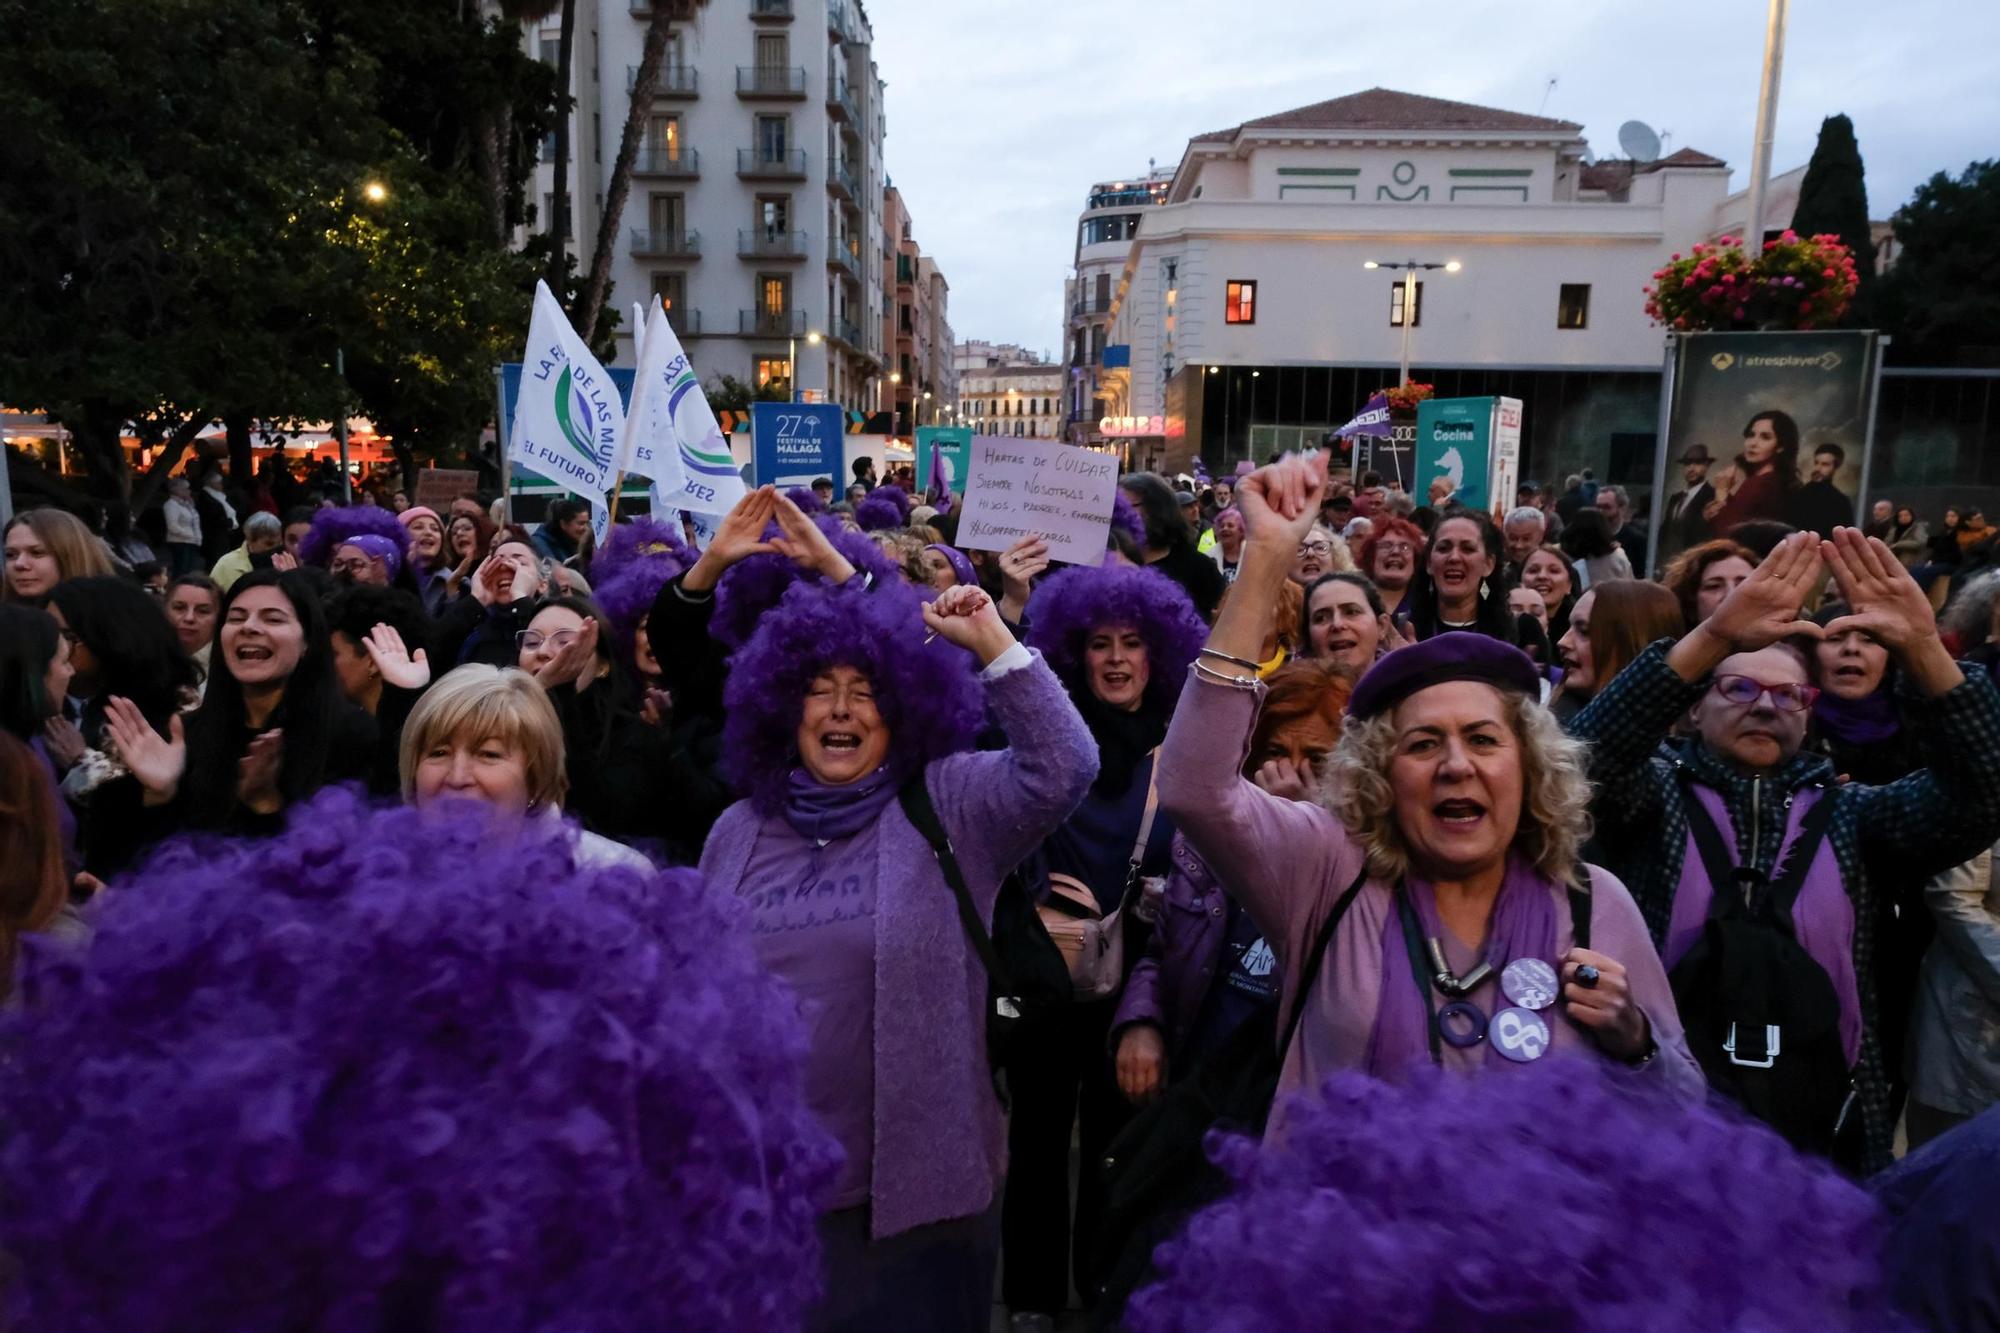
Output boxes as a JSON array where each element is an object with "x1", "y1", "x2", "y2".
[
  {"x1": 898, "y1": 774, "x2": 1019, "y2": 1005},
  {"x1": 1677, "y1": 770, "x2": 1763, "y2": 914},
  {"x1": 1568, "y1": 876, "x2": 1593, "y2": 951},
  {"x1": 1762, "y1": 786, "x2": 1839, "y2": 932},
  {"x1": 1276, "y1": 865, "x2": 1370, "y2": 1064}
]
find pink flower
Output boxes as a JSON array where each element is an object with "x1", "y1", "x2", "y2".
[
  {"x1": 1800, "y1": 300, "x2": 1813, "y2": 312},
  {"x1": 1735, "y1": 308, "x2": 1748, "y2": 320}
]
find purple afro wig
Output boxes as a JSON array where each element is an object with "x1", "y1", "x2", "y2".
[
  {"x1": 785, "y1": 486, "x2": 827, "y2": 515},
  {"x1": 1109, "y1": 490, "x2": 1148, "y2": 549},
  {"x1": 295, "y1": 504, "x2": 413, "y2": 569},
  {"x1": 588, "y1": 515, "x2": 695, "y2": 587},
  {"x1": 1127, "y1": 1066, "x2": 1898, "y2": 1333},
  {"x1": 721, "y1": 578, "x2": 983, "y2": 812},
  {"x1": 1025, "y1": 564, "x2": 1206, "y2": 714},
  {"x1": 853, "y1": 485, "x2": 912, "y2": 533},
  {"x1": 708, "y1": 513, "x2": 902, "y2": 651},
  {"x1": 0, "y1": 790, "x2": 839, "y2": 1332}
]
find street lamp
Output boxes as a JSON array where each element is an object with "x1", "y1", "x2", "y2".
[
  {"x1": 1362, "y1": 258, "x2": 1461, "y2": 390},
  {"x1": 362, "y1": 180, "x2": 389, "y2": 204},
  {"x1": 336, "y1": 181, "x2": 392, "y2": 503},
  {"x1": 787, "y1": 329, "x2": 822, "y2": 402}
]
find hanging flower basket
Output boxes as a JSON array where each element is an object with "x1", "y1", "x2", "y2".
[
  {"x1": 1644, "y1": 231, "x2": 1859, "y2": 332},
  {"x1": 1381, "y1": 382, "x2": 1435, "y2": 414}
]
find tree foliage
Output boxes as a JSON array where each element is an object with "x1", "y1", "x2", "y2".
[
  {"x1": 1877, "y1": 159, "x2": 2000, "y2": 366},
  {"x1": 0, "y1": 0, "x2": 562, "y2": 503},
  {"x1": 1790, "y1": 114, "x2": 1877, "y2": 322}
]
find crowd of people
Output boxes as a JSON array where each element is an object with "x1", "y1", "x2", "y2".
[{"x1": 5, "y1": 441, "x2": 2000, "y2": 1331}]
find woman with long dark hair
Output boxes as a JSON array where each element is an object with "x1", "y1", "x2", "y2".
[
  {"x1": 1119, "y1": 472, "x2": 1225, "y2": 620},
  {"x1": 1551, "y1": 580, "x2": 1685, "y2": 726},
  {"x1": 0, "y1": 605, "x2": 79, "y2": 879},
  {"x1": 1706, "y1": 408, "x2": 1800, "y2": 530},
  {"x1": 105, "y1": 568, "x2": 375, "y2": 839},
  {"x1": 0, "y1": 730, "x2": 74, "y2": 998},
  {"x1": 1402, "y1": 510, "x2": 1516, "y2": 642}
]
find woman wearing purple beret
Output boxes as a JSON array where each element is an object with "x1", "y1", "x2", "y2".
[
  {"x1": 701, "y1": 575, "x2": 1099, "y2": 1332},
  {"x1": 1156, "y1": 452, "x2": 1702, "y2": 1132}
]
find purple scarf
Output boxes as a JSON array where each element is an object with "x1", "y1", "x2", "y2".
[
  {"x1": 781, "y1": 764, "x2": 900, "y2": 843},
  {"x1": 1365, "y1": 853, "x2": 1560, "y2": 1075},
  {"x1": 1812, "y1": 688, "x2": 1900, "y2": 748}
]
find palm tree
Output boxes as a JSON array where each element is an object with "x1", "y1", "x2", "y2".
[
  {"x1": 500, "y1": 0, "x2": 577, "y2": 291},
  {"x1": 576, "y1": 0, "x2": 707, "y2": 337}
]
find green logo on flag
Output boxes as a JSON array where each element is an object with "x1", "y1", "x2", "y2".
[{"x1": 553, "y1": 365, "x2": 598, "y2": 469}]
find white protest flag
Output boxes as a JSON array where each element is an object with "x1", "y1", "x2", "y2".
[
  {"x1": 509, "y1": 280, "x2": 622, "y2": 523},
  {"x1": 621, "y1": 299, "x2": 745, "y2": 518}
]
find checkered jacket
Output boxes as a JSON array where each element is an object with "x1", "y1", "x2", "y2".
[{"x1": 1569, "y1": 640, "x2": 2000, "y2": 1172}]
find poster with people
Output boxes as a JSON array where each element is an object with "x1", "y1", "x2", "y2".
[{"x1": 1650, "y1": 330, "x2": 1882, "y2": 571}]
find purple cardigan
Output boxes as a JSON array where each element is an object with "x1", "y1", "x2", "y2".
[
  {"x1": 1155, "y1": 668, "x2": 1705, "y2": 1127},
  {"x1": 700, "y1": 656, "x2": 1097, "y2": 1239}
]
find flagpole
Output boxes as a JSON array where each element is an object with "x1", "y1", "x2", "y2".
[{"x1": 607, "y1": 470, "x2": 626, "y2": 523}]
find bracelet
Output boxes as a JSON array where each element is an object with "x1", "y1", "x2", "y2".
[
  {"x1": 1198, "y1": 646, "x2": 1263, "y2": 672},
  {"x1": 1193, "y1": 660, "x2": 1260, "y2": 689}
]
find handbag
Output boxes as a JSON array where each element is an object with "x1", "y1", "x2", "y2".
[{"x1": 1039, "y1": 755, "x2": 1161, "y2": 1001}]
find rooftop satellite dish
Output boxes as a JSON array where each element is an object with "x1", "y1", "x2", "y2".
[{"x1": 1618, "y1": 119, "x2": 1661, "y2": 164}]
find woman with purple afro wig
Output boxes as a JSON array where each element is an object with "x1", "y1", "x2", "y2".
[
  {"x1": 702, "y1": 570, "x2": 1098, "y2": 1329},
  {"x1": 1000, "y1": 563, "x2": 1207, "y2": 1322},
  {"x1": 1126, "y1": 1066, "x2": 1900, "y2": 1331},
  {"x1": 296, "y1": 503, "x2": 421, "y2": 598},
  {"x1": 853, "y1": 483, "x2": 913, "y2": 533},
  {"x1": 0, "y1": 788, "x2": 840, "y2": 1332}
]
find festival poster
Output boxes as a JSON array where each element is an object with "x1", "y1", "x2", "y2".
[{"x1": 1654, "y1": 330, "x2": 1880, "y2": 570}]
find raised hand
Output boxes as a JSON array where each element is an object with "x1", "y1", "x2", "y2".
[
  {"x1": 1252, "y1": 755, "x2": 1319, "y2": 802},
  {"x1": 41, "y1": 715, "x2": 86, "y2": 770},
  {"x1": 534, "y1": 617, "x2": 601, "y2": 692},
  {"x1": 237, "y1": 730, "x2": 285, "y2": 815},
  {"x1": 639, "y1": 686, "x2": 673, "y2": 728},
  {"x1": 769, "y1": 490, "x2": 857, "y2": 583},
  {"x1": 1237, "y1": 452, "x2": 1329, "y2": 550},
  {"x1": 1820, "y1": 527, "x2": 1936, "y2": 656},
  {"x1": 362, "y1": 622, "x2": 431, "y2": 691},
  {"x1": 921, "y1": 584, "x2": 1015, "y2": 665},
  {"x1": 1560, "y1": 948, "x2": 1650, "y2": 1061},
  {"x1": 471, "y1": 553, "x2": 509, "y2": 607},
  {"x1": 683, "y1": 487, "x2": 781, "y2": 592},
  {"x1": 271, "y1": 550, "x2": 298, "y2": 572},
  {"x1": 1701, "y1": 530, "x2": 1825, "y2": 653},
  {"x1": 102, "y1": 697, "x2": 185, "y2": 804}
]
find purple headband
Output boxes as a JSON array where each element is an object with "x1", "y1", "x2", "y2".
[
  {"x1": 928, "y1": 543, "x2": 977, "y2": 588},
  {"x1": 339, "y1": 534, "x2": 403, "y2": 578}
]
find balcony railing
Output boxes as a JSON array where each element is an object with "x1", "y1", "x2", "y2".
[
  {"x1": 735, "y1": 65, "x2": 807, "y2": 98},
  {"x1": 629, "y1": 228, "x2": 700, "y2": 258},
  {"x1": 826, "y1": 79, "x2": 859, "y2": 122},
  {"x1": 737, "y1": 148, "x2": 808, "y2": 179},
  {"x1": 827, "y1": 158, "x2": 860, "y2": 200},
  {"x1": 738, "y1": 228, "x2": 807, "y2": 260},
  {"x1": 627, "y1": 64, "x2": 698, "y2": 97},
  {"x1": 828, "y1": 0, "x2": 856, "y2": 42},
  {"x1": 835, "y1": 317, "x2": 865, "y2": 348},
  {"x1": 632, "y1": 146, "x2": 699, "y2": 178},
  {"x1": 663, "y1": 307, "x2": 704, "y2": 336},
  {"x1": 740, "y1": 309, "x2": 807, "y2": 337},
  {"x1": 750, "y1": 0, "x2": 793, "y2": 18},
  {"x1": 827, "y1": 239, "x2": 863, "y2": 281}
]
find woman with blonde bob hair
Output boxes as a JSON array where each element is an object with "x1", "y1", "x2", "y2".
[
  {"x1": 1155, "y1": 452, "x2": 1700, "y2": 1133},
  {"x1": 398, "y1": 664, "x2": 649, "y2": 872}
]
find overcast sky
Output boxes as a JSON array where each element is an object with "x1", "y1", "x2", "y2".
[{"x1": 864, "y1": 0, "x2": 1999, "y2": 356}]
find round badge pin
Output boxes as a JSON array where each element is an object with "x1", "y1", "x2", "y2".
[
  {"x1": 1501, "y1": 957, "x2": 1560, "y2": 1012},
  {"x1": 1491, "y1": 1006, "x2": 1551, "y2": 1063},
  {"x1": 1436, "y1": 1000, "x2": 1488, "y2": 1049}
]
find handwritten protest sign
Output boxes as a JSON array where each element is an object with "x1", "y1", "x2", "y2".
[
  {"x1": 413, "y1": 468, "x2": 480, "y2": 510},
  {"x1": 954, "y1": 435, "x2": 1119, "y2": 566}
]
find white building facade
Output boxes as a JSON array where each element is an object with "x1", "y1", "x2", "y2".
[
  {"x1": 955, "y1": 343, "x2": 1062, "y2": 438},
  {"x1": 1098, "y1": 89, "x2": 1733, "y2": 479},
  {"x1": 521, "y1": 0, "x2": 892, "y2": 410},
  {"x1": 1062, "y1": 171, "x2": 1170, "y2": 443}
]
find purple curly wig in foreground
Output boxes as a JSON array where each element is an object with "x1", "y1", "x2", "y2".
[
  {"x1": 1025, "y1": 563, "x2": 1206, "y2": 714},
  {"x1": 708, "y1": 514, "x2": 902, "y2": 650},
  {"x1": 1127, "y1": 1066, "x2": 1900, "y2": 1333},
  {"x1": 0, "y1": 790, "x2": 839, "y2": 1332},
  {"x1": 785, "y1": 486, "x2": 827, "y2": 515},
  {"x1": 295, "y1": 504, "x2": 413, "y2": 569},
  {"x1": 721, "y1": 578, "x2": 983, "y2": 812},
  {"x1": 853, "y1": 485, "x2": 912, "y2": 533},
  {"x1": 588, "y1": 515, "x2": 694, "y2": 587},
  {"x1": 1109, "y1": 490, "x2": 1147, "y2": 549}
]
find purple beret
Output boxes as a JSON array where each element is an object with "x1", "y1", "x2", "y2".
[
  {"x1": 1347, "y1": 631, "x2": 1539, "y2": 720},
  {"x1": 338, "y1": 534, "x2": 403, "y2": 578}
]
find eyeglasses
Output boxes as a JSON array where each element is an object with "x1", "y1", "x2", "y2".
[
  {"x1": 1297, "y1": 540, "x2": 1334, "y2": 556},
  {"x1": 329, "y1": 558, "x2": 371, "y2": 576},
  {"x1": 1373, "y1": 541, "x2": 1416, "y2": 556},
  {"x1": 516, "y1": 629, "x2": 580, "y2": 653},
  {"x1": 1711, "y1": 674, "x2": 1819, "y2": 713}
]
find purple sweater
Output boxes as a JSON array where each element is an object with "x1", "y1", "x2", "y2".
[
  {"x1": 701, "y1": 656, "x2": 1098, "y2": 1239},
  {"x1": 1155, "y1": 669, "x2": 1705, "y2": 1134}
]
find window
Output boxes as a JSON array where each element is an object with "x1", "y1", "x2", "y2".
[
  {"x1": 542, "y1": 191, "x2": 571, "y2": 240},
  {"x1": 1558, "y1": 283, "x2": 1590, "y2": 330},
  {"x1": 757, "y1": 115, "x2": 789, "y2": 160},
  {"x1": 663, "y1": 31, "x2": 685, "y2": 73},
  {"x1": 1225, "y1": 279, "x2": 1256, "y2": 324},
  {"x1": 761, "y1": 275, "x2": 790, "y2": 315},
  {"x1": 646, "y1": 193, "x2": 683, "y2": 238},
  {"x1": 1093, "y1": 272, "x2": 1111, "y2": 312},
  {"x1": 1390, "y1": 280, "x2": 1423, "y2": 328},
  {"x1": 650, "y1": 271, "x2": 685, "y2": 312},
  {"x1": 646, "y1": 115, "x2": 681, "y2": 162},
  {"x1": 755, "y1": 357, "x2": 789, "y2": 390},
  {"x1": 593, "y1": 113, "x2": 602, "y2": 164},
  {"x1": 755, "y1": 33, "x2": 788, "y2": 70},
  {"x1": 758, "y1": 195, "x2": 790, "y2": 238},
  {"x1": 1080, "y1": 214, "x2": 1139, "y2": 246}
]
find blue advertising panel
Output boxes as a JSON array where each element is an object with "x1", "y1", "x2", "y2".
[{"x1": 751, "y1": 402, "x2": 845, "y2": 487}]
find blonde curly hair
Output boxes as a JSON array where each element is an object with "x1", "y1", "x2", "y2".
[{"x1": 1321, "y1": 690, "x2": 1592, "y2": 883}]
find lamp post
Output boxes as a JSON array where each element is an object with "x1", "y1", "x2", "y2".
[
  {"x1": 788, "y1": 328, "x2": 823, "y2": 402},
  {"x1": 1362, "y1": 258, "x2": 1461, "y2": 389},
  {"x1": 337, "y1": 179, "x2": 392, "y2": 505}
]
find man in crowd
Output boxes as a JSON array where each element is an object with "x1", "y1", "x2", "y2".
[
  {"x1": 1789, "y1": 443, "x2": 1857, "y2": 540},
  {"x1": 208, "y1": 511, "x2": 286, "y2": 591},
  {"x1": 1501, "y1": 506, "x2": 1546, "y2": 586},
  {"x1": 1595, "y1": 484, "x2": 1646, "y2": 557}
]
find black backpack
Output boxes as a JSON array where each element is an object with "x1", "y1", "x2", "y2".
[
  {"x1": 898, "y1": 777, "x2": 1073, "y2": 1083},
  {"x1": 1669, "y1": 777, "x2": 1856, "y2": 1159}
]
